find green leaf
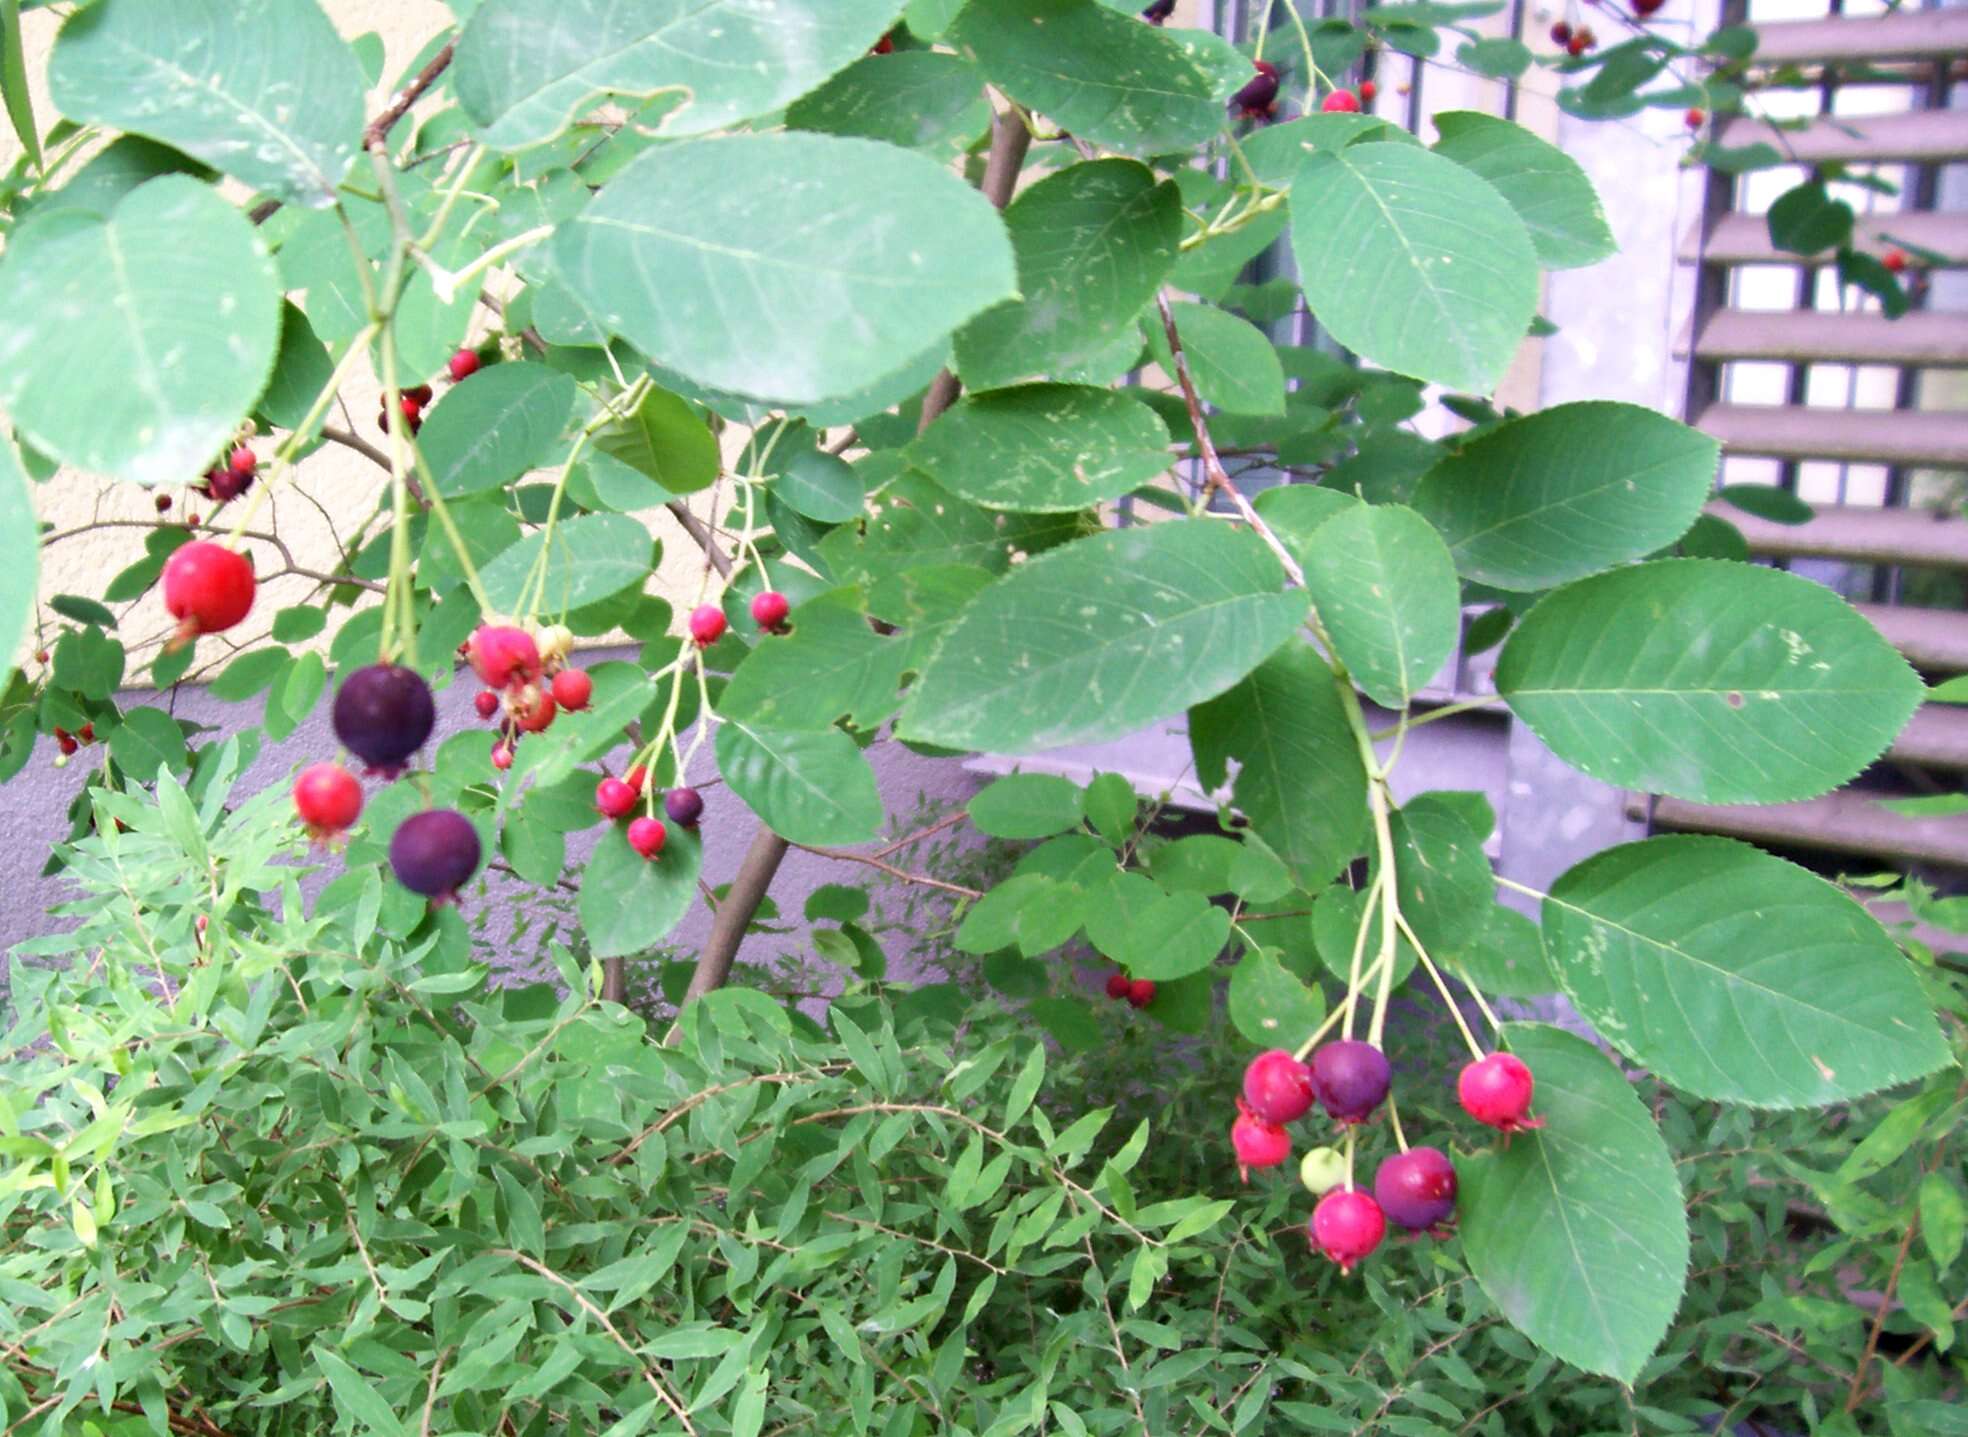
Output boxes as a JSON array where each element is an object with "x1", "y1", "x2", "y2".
[
  {"x1": 1242, "y1": 113, "x2": 1417, "y2": 188},
  {"x1": 454, "y1": 0, "x2": 900, "y2": 150},
  {"x1": 256, "y1": 302, "x2": 336, "y2": 436},
  {"x1": 1386, "y1": 794, "x2": 1492, "y2": 956},
  {"x1": 480, "y1": 513, "x2": 653, "y2": 615},
  {"x1": 969, "y1": 773, "x2": 1086, "y2": 839},
  {"x1": 1920, "y1": 1173, "x2": 1964, "y2": 1273},
  {"x1": 312, "y1": 1348, "x2": 408, "y2": 1437},
  {"x1": 2, "y1": 0, "x2": 41, "y2": 174},
  {"x1": 593, "y1": 385, "x2": 720, "y2": 496},
  {"x1": 953, "y1": 159, "x2": 1182, "y2": 389},
  {"x1": 419, "y1": 499, "x2": 519, "y2": 596},
  {"x1": 270, "y1": 605, "x2": 326, "y2": 643},
  {"x1": 1496, "y1": 560, "x2": 1924, "y2": 803},
  {"x1": 0, "y1": 177, "x2": 280, "y2": 485},
  {"x1": 1430, "y1": 111, "x2": 1615, "y2": 269},
  {"x1": 786, "y1": 50, "x2": 990, "y2": 158},
  {"x1": 900, "y1": 519, "x2": 1308, "y2": 752},
  {"x1": 717, "y1": 589, "x2": 905, "y2": 731},
  {"x1": 1189, "y1": 643, "x2": 1368, "y2": 890},
  {"x1": 1455, "y1": 36, "x2": 1533, "y2": 78},
  {"x1": 1289, "y1": 142, "x2": 1538, "y2": 392},
  {"x1": 1084, "y1": 870, "x2": 1230, "y2": 981},
  {"x1": 1413, "y1": 402, "x2": 1720, "y2": 591},
  {"x1": 1460, "y1": 1023, "x2": 1688, "y2": 1385},
  {"x1": 421, "y1": 363, "x2": 580, "y2": 498},
  {"x1": 1766, "y1": 180, "x2": 1853, "y2": 255},
  {"x1": 950, "y1": 0, "x2": 1249, "y2": 155},
  {"x1": 0, "y1": 436, "x2": 36, "y2": 676},
  {"x1": 1145, "y1": 303, "x2": 1286, "y2": 416},
  {"x1": 49, "y1": 594, "x2": 115, "y2": 627},
  {"x1": 52, "y1": 626, "x2": 125, "y2": 700},
  {"x1": 208, "y1": 646, "x2": 290, "y2": 701},
  {"x1": 773, "y1": 450, "x2": 864, "y2": 524},
  {"x1": 1542, "y1": 835, "x2": 1951, "y2": 1107},
  {"x1": 1716, "y1": 482, "x2": 1813, "y2": 525},
  {"x1": 715, "y1": 719, "x2": 883, "y2": 846},
  {"x1": 50, "y1": 0, "x2": 364, "y2": 208},
  {"x1": 1299, "y1": 503, "x2": 1459, "y2": 708},
  {"x1": 106, "y1": 707, "x2": 187, "y2": 783},
  {"x1": 1227, "y1": 947, "x2": 1325, "y2": 1048},
  {"x1": 579, "y1": 821, "x2": 703, "y2": 958},
  {"x1": 1312, "y1": 883, "x2": 1417, "y2": 988},
  {"x1": 957, "y1": 875, "x2": 1084, "y2": 957},
  {"x1": 908, "y1": 384, "x2": 1172, "y2": 512},
  {"x1": 1437, "y1": 902, "x2": 1557, "y2": 998},
  {"x1": 554, "y1": 133, "x2": 1016, "y2": 405},
  {"x1": 26, "y1": 135, "x2": 213, "y2": 222}
]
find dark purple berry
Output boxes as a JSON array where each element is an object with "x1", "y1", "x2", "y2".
[
  {"x1": 1310, "y1": 1039, "x2": 1390, "y2": 1125},
  {"x1": 332, "y1": 664, "x2": 436, "y2": 779},
  {"x1": 389, "y1": 810, "x2": 482, "y2": 904},
  {"x1": 1373, "y1": 1146, "x2": 1458, "y2": 1232},
  {"x1": 664, "y1": 786, "x2": 704, "y2": 828}
]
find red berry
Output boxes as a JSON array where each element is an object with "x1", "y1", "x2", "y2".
[
  {"x1": 448, "y1": 348, "x2": 482, "y2": 383},
  {"x1": 1373, "y1": 1146, "x2": 1458, "y2": 1232},
  {"x1": 406, "y1": 384, "x2": 434, "y2": 406},
  {"x1": 155, "y1": 492, "x2": 172, "y2": 513},
  {"x1": 1632, "y1": 0, "x2": 1664, "y2": 14},
  {"x1": 596, "y1": 777, "x2": 637, "y2": 819},
  {"x1": 490, "y1": 740, "x2": 514, "y2": 771},
  {"x1": 56, "y1": 734, "x2": 78, "y2": 757},
  {"x1": 689, "y1": 604, "x2": 727, "y2": 647},
  {"x1": 293, "y1": 762, "x2": 362, "y2": 838},
  {"x1": 515, "y1": 688, "x2": 556, "y2": 733},
  {"x1": 1310, "y1": 1039, "x2": 1390, "y2": 1125},
  {"x1": 627, "y1": 816, "x2": 667, "y2": 859},
  {"x1": 228, "y1": 446, "x2": 257, "y2": 478},
  {"x1": 401, "y1": 395, "x2": 423, "y2": 422},
  {"x1": 1685, "y1": 107, "x2": 1704, "y2": 129},
  {"x1": 1550, "y1": 19, "x2": 1572, "y2": 42},
  {"x1": 1359, "y1": 79, "x2": 1377, "y2": 103},
  {"x1": 872, "y1": 32, "x2": 894, "y2": 53},
  {"x1": 1568, "y1": 34, "x2": 1588, "y2": 54},
  {"x1": 664, "y1": 786, "x2": 704, "y2": 827},
  {"x1": 1243, "y1": 1049, "x2": 1318, "y2": 1125},
  {"x1": 1126, "y1": 978, "x2": 1156, "y2": 1009},
  {"x1": 77, "y1": 723, "x2": 94, "y2": 744},
  {"x1": 474, "y1": 689, "x2": 501, "y2": 720},
  {"x1": 1321, "y1": 89, "x2": 1361, "y2": 113},
  {"x1": 1883, "y1": 247, "x2": 1909, "y2": 274},
  {"x1": 389, "y1": 810, "x2": 482, "y2": 904},
  {"x1": 550, "y1": 668, "x2": 593, "y2": 711},
  {"x1": 1459, "y1": 1052, "x2": 1541, "y2": 1132},
  {"x1": 750, "y1": 590, "x2": 791, "y2": 630},
  {"x1": 332, "y1": 664, "x2": 436, "y2": 779},
  {"x1": 1104, "y1": 972, "x2": 1132, "y2": 1001},
  {"x1": 162, "y1": 541, "x2": 256, "y2": 640},
  {"x1": 34, "y1": 651, "x2": 48, "y2": 665},
  {"x1": 1231, "y1": 1109, "x2": 1291, "y2": 1180},
  {"x1": 468, "y1": 625, "x2": 542, "y2": 690},
  {"x1": 1309, "y1": 1188, "x2": 1386, "y2": 1273},
  {"x1": 626, "y1": 764, "x2": 648, "y2": 794}
]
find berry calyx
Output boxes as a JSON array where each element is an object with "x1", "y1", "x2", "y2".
[
  {"x1": 474, "y1": 689, "x2": 501, "y2": 720},
  {"x1": 389, "y1": 810, "x2": 482, "y2": 905},
  {"x1": 1299, "y1": 1145, "x2": 1347, "y2": 1196},
  {"x1": 596, "y1": 777, "x2": 637, "y2": 819},
  {"x1": 1685, "y1": 107, "x2": 1704, "y2": 129},
  {"x1": 448, "y1": 347, "x2": 482, "y2": 383},
  {"x1": 331, "y1": 664, "x2": 436, "y2": 779},
  {"x1": 1231, "y1": 1108, "x2": 1291, "y2": 1181},
  {"x1": 627, "y1": 816, "x2": 667, "y2": 859},
  {"x1": 1458, "y1": 1052, "x2": 1542, "y2": 1132},
  {"x1": 1321, "y1": 88, "x2": 1361, "y2": 113},
  {"x1": 468, "y1": 624, "x2": 542, "y2": 691},
  {"x1": 1373, "y1": 1146, "x2": 1459, "y2": 1232},
  {"x1": 1310, "y1": 1039, "x2": 1390, "y2": 1125},
  {"x1": 550, "y1": 668, "x2": 593, "y2": 711},
  {"x1": 689, "y1": 604, "x2": 727, "y2": 647},
  {"x1": 1309, "y1": 1187, "x2": 1386, "y2": 1273},
  {"x1": 1104, "y1": 971, "x2": 1132, "y2": 1001},
  {"x1": 293, "y1": 762, "x2": 362, "y2": 839},
  {"x1": 750, "y1": 590, "x2": 791, "y2": 631},
  {"x1": 228, "y1": 446, "x2": 257, "y2": 478},
  {"x1": 1883, "y1": 247, "x2": 1909, "y2": 273},
  {"x1": 490, "y1": 740, "x2": 514, "y2": 771},
  {"x1": 1126, "y1": 977, "x2": 1156, "y2": 1009},
  {"x1": 1242, "y1": 1048, "x2": 1318, "y2": 1125},
  {"x1": 162, "y1": 541, "x2": 256, "y2": 643},
  {"x1": 664, "y1": 786, "x2": 704, "y2": 827}
]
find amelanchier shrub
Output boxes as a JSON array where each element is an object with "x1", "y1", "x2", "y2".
[{"x1": 0, "y1": 0, "x2": 1958, "y2": 1433}]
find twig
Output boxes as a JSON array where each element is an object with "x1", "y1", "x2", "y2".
[
  {"x1": 665, "y1": 500, "x2": 734, "y2": 578},
  {"x1": 321, "y1": 424, "x2": 393, "y2": 473},
  {"x1": 666, "y1": 827, "x2": 790, "y2": 1042},
  {"x1": 788, "y1": 841, "x2": 983, "y2": 900},
  {"x1": 363, "y1": 43, "x2": 457, "y2": 153}
]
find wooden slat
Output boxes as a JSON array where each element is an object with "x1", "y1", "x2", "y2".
[
  {"x1": 1651, "y1": 790, "x2": 1968, "y2": 868},
  {"x1": 1696, "y1": 403, "x2": 1968, "y2": 470},
  {"x1": 1855, "y1": 602, "x2": 1968, "y2": 671},
  {"x1": 1889, "y1": 704, "x2": 1968, "y2": 770},
  {"x1": 1707, "y1": 495, "x2": 1968, "y2": 568},
  {"x1": 1747, "y1": 9, "x2": 1968, "y2": 66},
  {"x1": 1690, "y1": 310, "x2": 1968, "y2": 366},
  {"x1": 1715, "y1": 108, "x2": 1968, "y2": 164},
  {"x1": 1685, "y1": 210, "x2": 1968, "y2": 267}
]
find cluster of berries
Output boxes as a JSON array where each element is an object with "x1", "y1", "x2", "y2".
[
  {"x1": 378, "y1": 348, "x2": 485, "y2": 437},
  {"x1": 1101, "y1": 971, "x2": 1157, "y2": 1009},
  {"x1": 1550, "y1": 20, "x2": 1599, "y2": 55},
  {"x1": 594, "y1": 765, "x2": 703, "y2": 862},
  {"x1": 687, "y1": 590, "x2": 792, "y2": 648},
  {"x1": 1233, "y1": 1041, "x2": 1540, "y2": 1273},
  {"x1": 49, "y1": 722, "x2": 95, "y2": 764},
  {"x1": 194, "y1": 445, "x2": 258, "y2": 507},
  {"x1": 463, "y1": 622, "x2": 591, "y2": 771}
]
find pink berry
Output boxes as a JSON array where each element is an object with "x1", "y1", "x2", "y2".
[
  {"x1": 474, "y1": 690, "x2": 501, "y2": 720},
  {"x1": 596, "y1": 777, "x2": 636, "y2": 819},
  {"x1": 162, "y1": 541, "x2": 256, "y2": 639},
  {"x1": 228, "y1": 446, "x2": 257, "y2": 478},
  {"x1": 1458, "y1": 1053, "x2": 1542, "y2": 1132},
  {"x1": 1321, "y1": 89, "x2": 1361, "y2": 113},
  {"x1": 1309, "y1": 1188, "x2": 1386, "y2": 1273},
  {"x1": 550, "y1": 668, "x2": 593, "y2": 711},
  {"x1": 490, "y1": 740, "x2": 514, "y2": 771},
  {"x1": 1126, "y1": 978, "x2": 1156, "y2": 1009},
  {"x1": 468, "y1": 625, "x2": 542, "y2": 690},
  {"x1": 625, "y1": 764, "x2": 649, "y2": 794},
  {"x1": 1231, "y1": 1109, "x2": 1291, "y2": 1180},
  {"x1": 1884, "y1": 247, "x2": 1909, "y2": 274},
  {"x1": 1104, "y1": 972, "x2": 1132, "y2": 1001},
  {"x1": 515, "y1": 690, "x2": 555, "y2": 733},
  {"x1": 1685, "y1": 107, "x2": 1705, "y2": 130},
  {"x1": 1373, "y1": 1146, "x2": 1458, "y2": 1232},
  {"x1": 1359, "y1": 79, "x2": 1377, "y2": 103},
  {"x1": 293, "y1": 762, "x2": 362, "y2": 838},
  {"x1": 448, "y1": 348, "x2": 482, "y2": 383},
  {"x1": 1242, "y1": 1049, "x2": 1317, "y2": 1125},
  {"x1": 689, "y1": 604, "x2": 727, "y2": 647},
  {"x1": 627, "y1": 816, "x2": 667, "y2": 859},
  {"x1": 750, "y1": 590, "x2": 791, "y2": 630},
  {"x1": 1310, "y1": 1039, "x2": 1390, "y2": 1125}
]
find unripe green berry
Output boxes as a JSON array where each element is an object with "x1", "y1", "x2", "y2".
[{"x1": 1300, "y1": 1146, "x2": 1346, "y2": 1196}]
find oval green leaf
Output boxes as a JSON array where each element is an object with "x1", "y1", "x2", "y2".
[
  {"x1": 1228, "y1": 947, "x2": 1326, "y2": 1049},
  {"x1": 553, "y1": 133, "x2": 1016, "y2": 406},
  {"x1": 715, "y1": 719, "x2": 883, "y2": 846},
  {"x1": 1496, "y1": 560, "x2": 1924, "y2": 803},
  {"x1": 421, "y1": 362, "x2": 580, "y2": 498},
  {"x1": 786, "y1": 50, "x2": 991, "y2": 158},
  {"x1": 579, "y1": 821, "x2": 704, "y2": 958},
  {"x1": 479, "y1": 513, "x2": 654, "y2": 616},
  {"x1": 969, "y1": 773, "x2": 1087, "y2": 840},
  {"x1": 908, "y1": 384, "x2": 1172, "y2": 513},
  {"x1": 592, "y1": 385, "x2": 719, "y2": 497},
  {"x1": 899, "y1": 519, "x2": 1309, "y2": 753},
  {"x1": 1543, "y1": 835, "x2": 1950, "y2": 1107},
  {"x1": 1430, "y1": 110, "x2": 1615, "y2": 269},
  {"x1": 1300, "y1": 502, "x2": 1460, "y2": 708},
  {"x1": 1146, "y1": 302, "x2": 1286, "y2": 416}
]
